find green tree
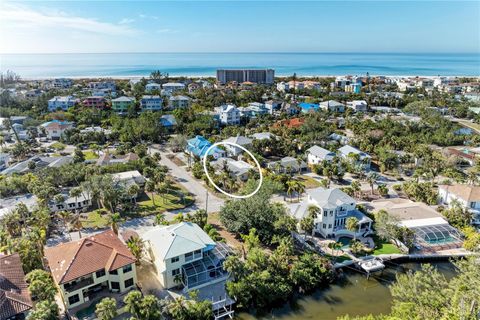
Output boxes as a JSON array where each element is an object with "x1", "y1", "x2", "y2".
[
  {"x1": 346, "y1": 217, "x2": 359, "y2": 240},
  {"x1": 27, "y1": 300, "x2": 59, "y2": 320},
  {"x1": 95, "y1": 297, "x2": 118, "y2": 320},
  {"x1": 126, "y1": 236, "x2": 145, "y2": 264},
  {"x1": 25, "y1": 269, "x2": 57, "y2": 302}
]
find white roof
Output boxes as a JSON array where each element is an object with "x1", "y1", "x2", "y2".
[
  {"x1": 142, "y1": 222, "x2": 215, "y2": 260},
  {"x1": 220, "y1": 104, "x2": 238, "y2": 113},
  {"x1": 308, "y1": 188, "x2": 356, "y2": 209},
  {"x1": 400, "y1": 217, "x2": 449, "y2": 228},
  {"x1": 251, "y1": 132, "x2": 276, "y2": 140},
  {"x1": 163, "y1": 82, "x2": 185, "y2": 88},
  {"x1": 307, "y1": 145, "x2": 335, "y2": 159},
  {"x1": 223, "y1": 135, "x2": 252, "y2": 146},
  {"x1": 338, "y1": 145, "x2": 371, "y2": 158},
  {"x1": 112, "y1": 96, "x2": 134, "y2": 102}
]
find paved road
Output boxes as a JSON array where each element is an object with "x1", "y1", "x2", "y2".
[{"x1": 149, "y1": 144, "x2": 225, "y2": 213}]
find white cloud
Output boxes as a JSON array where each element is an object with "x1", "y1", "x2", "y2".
[
  {"x1": 0, "y1": 3, "x2": 138, "y2": 36},
  {"x1": 119, "y1": 18, "x2": 135, "y2": 25},
  {"x1": 139, "y1": 13, "x2": 159, "y2": 20},
  {"x1": 156, "y1": 28, "x2": 177, "y2": 34}
]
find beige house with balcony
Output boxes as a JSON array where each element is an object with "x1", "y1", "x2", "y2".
[{"x1": 44, "y1": 230, "x2": 137, "y2": 310}]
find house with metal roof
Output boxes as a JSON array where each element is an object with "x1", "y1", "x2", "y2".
[
  {"x1": 319, "y1": 100, "x2": 345, "y2": 113},
  {"x1": 222, "y1": 135, "x2": 252, "y2": 157},
  {"x1": 338, "y1": 145, "x2": 371, "y2": 170},
  {"x1": 290, "y1": 188, "x2": 373, "y2": 239},
  {"x1": 306, "y1": 145, "x2": 336, "y2": 165},
  {"x1": 186, "y1": 136, "x2": 226, "y2": 159}
]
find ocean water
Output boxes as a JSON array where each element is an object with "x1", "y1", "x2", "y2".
[{"x1": 1, "y1": 52, "x2": 479, "y2": 78}]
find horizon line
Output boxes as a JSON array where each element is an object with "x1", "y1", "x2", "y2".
[{"x1": 2, "y1": 51, "x2": 479, "y2": 55}]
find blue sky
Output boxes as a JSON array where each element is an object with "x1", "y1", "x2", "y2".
[{"x1": 0, "y1": 1, "x2": 479, "y2": 53}]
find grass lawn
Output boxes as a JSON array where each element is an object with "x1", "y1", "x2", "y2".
[
  {"x1": 298, "y1": 175, "x2": 322, "y2": 189},
  {"x1": 81, "y1": 209, "x2": 110, "y2": 229},
  {"x1": 373, "y1": 242, "x2": 402, "y2": 255},
  {"x1": 50, "y1": 141, "x2": 66, "y2": 150},
  {"x1": 136, "y1": 183, "x2": 194, "y2": 216},
  {"x1": 83, "y1": 150, "x2": 99, "y2": 160}
]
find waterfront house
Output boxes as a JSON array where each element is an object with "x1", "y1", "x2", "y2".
[
  {"x1": 368, "y1": 199, "x2": 463, "y2": 253},
  {"x1": 267, "y1": 157, "x2": 307, "y2": 174},
  {"x1": 82, "y1": 96, "x2": 107, "y2": 109},
  {"x1": 111, "y1": 96, "x2": 135, "y2": 113},
  {"x1": 222, "y1": 135, "x2": 252, "y2": 157},
  {"x1": 217, "y1": 104, "x2": 241, "y2": 125},
  {"x1": 44, "y1": 230, "x2": 137, "y2": 310},
  {"x1": 51, "y1": 78, "x2": 73, "y2": 89},
  {"x1": 290, "y1": 188, "x2": 372, "y2": 239},
  {"x1": 306, "y1": 145, "x2": 336, "y2": 166},
  {"x1": 338, "y1": 145, "x2": 371, "y2": 170},
  {"x1": 438, "y1": 184, "x2": 480, "y2": 225},
  {"x1": 140, "y1": 95, "x2": 163, "y2": 111},
  {"x1": 88, "y1": 81, "x2": 116, "y2": 92},
  {"x1": 186, "y1": 136, "x2": 226, "y2": 159},
  {"x1": 0, "y1": 253, "x2": 33, "y2": 320},
  {"x1": 48, "y1": 96, "x2": 77, "y2": 111},
  {"x1": 145, "y1": 83, "x2": 161, "y2": 93},
  {"x1": 143, "y1": 222, "x2": 231, "y2": 290},
  {"x1": 319, "y1": 100, "x2": 345, "y2": 113},
  {"x1": 347, "y1": 100, "x2": 368, "y2": 112},
  {"x1": 40, "y1": 120, "x2": 74, "y2": 140},
  {"x1": 168, "y1": 95, "x2": 190, "y2": 109}
]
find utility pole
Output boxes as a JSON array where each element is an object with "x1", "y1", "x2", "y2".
[{"x1": 205, "y1": 189, "x2": 209, "y2": 213}]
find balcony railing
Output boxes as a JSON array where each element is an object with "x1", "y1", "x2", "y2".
[{"x1": 64, "y1": 276, "x2": 94, "y2": 293}]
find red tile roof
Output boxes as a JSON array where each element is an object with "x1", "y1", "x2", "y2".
[
  {"x1": 274, "y1": 118, "x2": 305, "y2": 129},
  {"x1": 45, "y1": 230, "x2": 136, "y2": 284},
  {"x1": 0, "y1": 254, "x2": 33, "y2": 319}
]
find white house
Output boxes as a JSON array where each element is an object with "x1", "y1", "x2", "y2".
[
  {"x1": 40, "y1": 120, "x2": 74, "y2": 140},
  {"x1": 338, "y1": 145, "x2": 371, "y2": 170},
  {"x1": 347, "y1": 100, "x2": 368, "y2": 112},
  {"x1": 48, "y1": 189, "x2": 92, "y2": 213},
  {"x1": 290, "y1": 188, "x2": 373, "y2": 239},
  {"x1": 48, "y1": 96, "x2": 77, "y2": 111},
  {"x1": 276, "y1": 82, "x2": 290, "y2": 92},
  {"x1": 320, "y1": 100, "x2": 345, "y2": 113},
  {"x1": 211, "y1": 157, "x2": 254, "y2": 181},
  {"x1": 162, "y1": 82, "x2": 186, "y2": 95},
  {"x1": 140, "y1": 95, "x2": 163, "y2": 111},
  {"x1": 306, "y1": 145, "x2": 336, "y2": 165},
  {"x1": 217, "y1": 104, "x2": 240, "y2": 125},
  {"x1": 145, "y1": 83, "x2": 161, "y2": 93},
  {"x1": 438, "y1": 184, "x2": 480, "y2": 225},
  {"x1": 168, "y1": 95, "x2": 190, "y2": 109},
  {"x1": 142, "y1": 222, "x2": 231, "y2": 291},
  {"x1": 222, "y1": 135, "x2": 253, "y2": 157}
]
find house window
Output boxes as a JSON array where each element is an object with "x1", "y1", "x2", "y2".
[
  {"x1": 123, "y1": 265, "x2": 132, "y2": 273},
  {"x1": 470, "y1": 202, "x2": 475, "y2": 208},
  {"x1": 110, "y1": 269, "x2": 118, "y2": 275},
  {"x1": 323, "y1": 211, "x2": 327, "y2": 217},
  {"x1": 124, "y1": 278, "x2": 134, "y2": 288},
  {"x1": 330, "y1": 211, "x2": 334, "y2": 216},
  {"x1": 96, "y1": 269, "x2": 106, "y2": 278},
  {"x1": 185, "y1": 252, "x2": 193, "y2": 261},
  {"x1": 328, "y1": 224, "x2": 332, "y2": 229},
  {"x1": 172, "y1": 268, "x2": 180, "y2": 276},
  {"x1": 322, "y1": 223, "x2": 326, "y2": 229},
  {"x1": 68, "y1": 294, "x2": 80, "y2": 305},
  {"x1": 111, "y1": 282, "x2": 120, "y2": 290},
  {"x1": 171, "y1": 256, "x2": 179, "y2": 263}
]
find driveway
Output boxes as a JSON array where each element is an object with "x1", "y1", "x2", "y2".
[{"x1": 148, "y1": 144, "x2": 225, "y2": 213}]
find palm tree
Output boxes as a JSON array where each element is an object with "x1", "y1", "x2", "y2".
[
  {"x1": 295, "y1": 180, "x2": 306, "y2": 202},
  {"x1": 154, "y1": 214, "x2": 168, "y2": 226},
  {"x1": 307, "y1": 205, "x2": 320, "y2": 219},
  {"x1": 70, "y1": 214, "x2": 83, "y2": 239},
  {"x1": 145, "y1": 180, "x2": 156, "y2": 206},
  {"x1": 95, "y1": 297, "x2": 117, "y2": 320},
  {"x1": 127, "y1": 184, "x2": 140, "y2": 204},
  {"x1": 57, "y1": 210, "x2": 72, "y2": 240},
  {"x1": 351, "y1": 180, "x2": 361, "y2": 198},
  {"x1": 327, "y1": 241, "x2": 342, "y2": 262},
  {"x1": 126, "y1": 236, "x2": 144, "y2": 264},
  {"x1": 346, "y1": 217, "x2": 359, "y2": 241},
  {"x1": 108, "y1": 213, "x2": 123, "y2": 235},
  {"x1": 300, "y1": 216, "x2": 314, "y2": 240},
  {"x1": 286, "y1": 179, "x2": 296, "y2": 202},
  {"x1": 366, "y1": 172, "x2": 379, "y2": 195}
]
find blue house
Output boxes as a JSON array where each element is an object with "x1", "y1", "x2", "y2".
[
  {"x1": 186, "y1": 136, "x2": 226, "y2": 159},
  {"x1": 160, "y1": 114, "x2": 177, "y2": 129},
  {"x1": 299, "y1": 102, "x2": 320, "y2": 113}
]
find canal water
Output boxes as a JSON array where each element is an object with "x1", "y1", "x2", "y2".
[{"x1": 236, "y1": 261, "x2": 457, "y2": 320}]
